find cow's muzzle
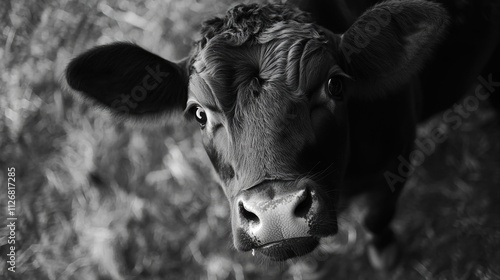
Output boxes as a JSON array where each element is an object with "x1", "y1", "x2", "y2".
[{"x1": 233, "y1": 179, "x2": 337, "y2": 260}]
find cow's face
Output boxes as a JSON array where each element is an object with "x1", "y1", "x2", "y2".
[
  {"x1": 186, "y1": 19, "x2": 349, "y2": 259},
  {"x1": 65, "y1": 2, "x2": 448, "y2": 261}
]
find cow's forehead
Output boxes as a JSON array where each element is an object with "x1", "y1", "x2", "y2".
[
  {"x1": 187, "y1": 4, "x2": 337, "y2": 119},
  {"x1": 189, "y1": 32, "x2": 333, "y2": 119}
]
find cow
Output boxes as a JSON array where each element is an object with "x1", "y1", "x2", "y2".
[{"x1": 65, "y1": 0, "x2": 500, "y2": 270}]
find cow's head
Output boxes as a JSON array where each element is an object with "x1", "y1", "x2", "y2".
[{"x1": 66, "y1": 1, "x2": 447, "y2": 261}]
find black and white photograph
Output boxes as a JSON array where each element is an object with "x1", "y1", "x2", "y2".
[{"x1": 1, "y1": 0, "x2": 500, "y2": 279}]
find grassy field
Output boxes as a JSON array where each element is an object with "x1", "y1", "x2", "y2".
[{"x1": 1, "y1": 0, "x2": 500, "y2": 279}]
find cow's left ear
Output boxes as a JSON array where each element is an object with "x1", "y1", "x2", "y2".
[
  {"x1": 66, "y1": 42, "x2": 189, "y2": 118},
  {"x1": 337, "y1": 0, "x2": 449, "y2": 98}
]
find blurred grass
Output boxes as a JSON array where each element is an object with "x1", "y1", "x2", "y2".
[{"x1": 0, "y1": 0, "x2": 500, "y2": 279}]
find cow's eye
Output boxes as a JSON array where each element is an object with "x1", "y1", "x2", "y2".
[
  {"x1": 193, "y1": 107, "x2": 207, "y2": 128},
  {"x1": 327, "y1": 76, "x2": 343, "y2": 100}
]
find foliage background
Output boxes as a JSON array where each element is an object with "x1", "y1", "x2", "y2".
[{"x1": 0, "y1": 0, "x2": 500, "y2": 279}]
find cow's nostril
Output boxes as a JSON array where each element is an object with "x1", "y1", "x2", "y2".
[
  {"x1": 239, "y1": 201, "x2": 259, "y2": 223},
  {"x1": 294, "y1": 188, "x2": 313, "y2": 218}
]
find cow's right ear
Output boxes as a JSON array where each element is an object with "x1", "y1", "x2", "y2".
[{"x1": 66, "y1": 42, "x2": 189, "y2": 118}]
